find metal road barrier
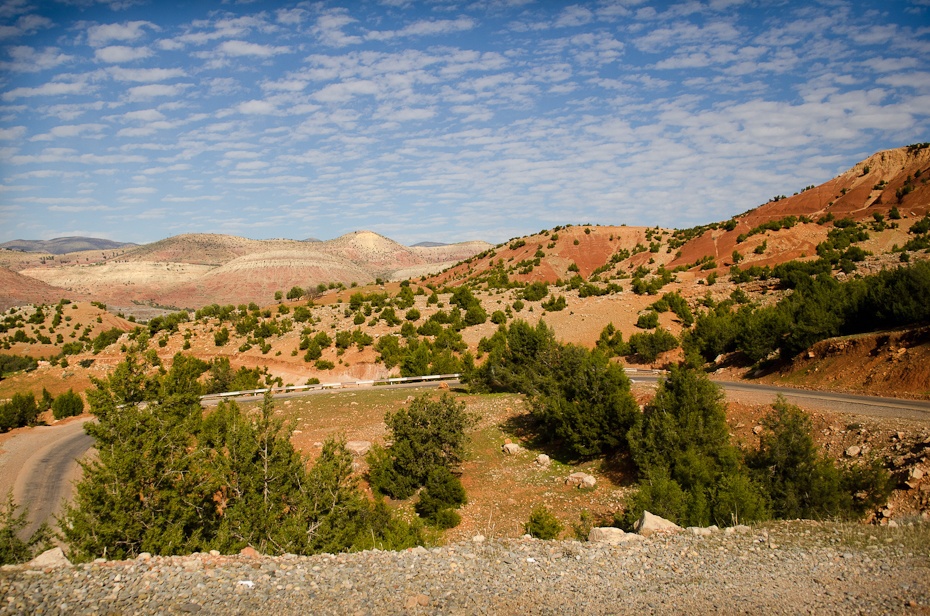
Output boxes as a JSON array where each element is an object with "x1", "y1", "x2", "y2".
[{"x1": 199, "y1": 373, "x2": 462, "y2": 402}]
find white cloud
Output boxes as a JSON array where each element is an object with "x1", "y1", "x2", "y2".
[
  {"x1": 119, "y1": 186, "x2": 157, "y2": 194},
  {"x1": 235, "y1": 160, "x2": 269, "y2": 170},
  {"x1": 554, "y1": 6, "x2": 594, "y2": 28},
  {"x1": 120, "y1": 109, "x2": 166, "y2": 122},
  {"x1": 86, "y1": 20, "x2": 158, "y2": 47},
  {"x1": 217, "y1": 40, "x2": 290, "y2": 57},
  {"x1": 2, "y1": 80, "x2": 91, "y2": 101},
  {"x1": 0, "y1": 13, "x2": 53, "y2": 40},
  {"x1": 124, "y1": 83, "x2": 189, "y2": 101},
  {"x1": 0, "y1": 126, "x2": 27, "y2": 140},
  {"x1": 237, "y1": 99, "x2": 278, "y2": 114},
  {"x1": 31, "y1": 123, "x2": 107, "y2": 141},
  {"x1": 313, "y1": 80, "x2": 379, "y2": 103},
  {"x1": 312, "y1": 8, "x2": 362, "y2": 47},
  {"x1": 108, "y1": 66, "x2": 187, "y2": 82},
  {"x1": 276, "y1": 8, "x2": 305, "y2": 26},
  {"x1": 366, "y1": 17, "x2": 476, "y2": 41},
  {"x1": 224, "y1": 150, "x2": 259, "y2": 159},
  {"x1": 94, "y1": 45, "x2": 153, "y2": 63},
  {"x1": 2, "y1": 46, "x2": 73, "y2": 72}
]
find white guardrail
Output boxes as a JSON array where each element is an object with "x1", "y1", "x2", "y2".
[
  {"x1": 199, "y1": 373, "x2": 463, "y2": 401},
  {"x1": 199, "y1": 368, "x2": 665, "y2": 402}
]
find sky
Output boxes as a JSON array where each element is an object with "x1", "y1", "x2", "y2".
[{"x1": 1, "y1": 1, "x2": 928, "y2": 246}]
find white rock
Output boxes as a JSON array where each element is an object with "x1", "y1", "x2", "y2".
[
  {"x1": 472, "y1": 535, "x2": 486, "y2": 543},
  {"x1": 909, "y1": 467, "x2": 924, "y2": 480},
  {"x1": 535, "y1": 454, "x2": 551, "y2": 467},
  {"x1": 345, "y1": 441, "x2": 372, "y2": 456},
  {"x1": 565, "y1": 472, "x2": 596, "y2": 488},
  {"x1": 634, "y1": 511, "x2": 681, "y2": 536},
  {"x1": 26, "y1": 547, "x2": 71, "y2": 569},
  {"x1": 502, "y1": 443, "x2": 522, "y2": 455},
  {"x1": 588, "y1": 527, "x2": 644, "y2": 544},
  {"x1": 845, "y1": 445, "x2": 862, "y2": 457}
]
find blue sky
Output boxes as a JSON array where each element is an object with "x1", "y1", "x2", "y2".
[{"x1": 1, "y1": 1, "x2": 928, "y2": 246}]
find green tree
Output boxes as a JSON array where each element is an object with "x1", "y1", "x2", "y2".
[
  {"x1": 626, "y1": 366, "x2": 768, "y2": 527},
  {"x1": 64, "y1": 361, "x2": 425, "y2": 562},
  {"x1": 531, "y1": 345, "x2": 638, "y2": 459},
  {"x1": 52, "y1": 389, "x2": 84, "y2": 420},
  {"x1": 414, "y1": 466, "x2": 467, "y2": 528},
  {"x1": 0, "y1": 492, "x2": 51, "y2": 565},
  {"x1": 368, "y1": 393, "x2": 475, "y2": 500},
  {"x1": 747, "y1": 397, "x2": 891, "y2": 520},
  {"x1": 0, "y1": 392, "x2": 40, "y2": 432},
  {"x1": 524, "y1": 505, "x2": 562, "y2": 539}
]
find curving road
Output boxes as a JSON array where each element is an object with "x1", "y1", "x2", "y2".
[
  {"x1": 627, "y1": 373, "x2": 930, "y2": 422},
  {"x1": 2, "y1": 378, "x2": 929, "y2": 539},
  {"x1": 0, "y1": 417, "x2": 94, "y2": 539}
]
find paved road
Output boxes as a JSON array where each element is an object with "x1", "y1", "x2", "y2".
[
  {"x1": 628, "y1": 373, "x2": 930, "y2": 421},
  {"x1": 0, "y1": 417, "x2": 93, "y2": 539},
  {"x1": 3, "y1": 378, "x2": 929, "y2": 538}
]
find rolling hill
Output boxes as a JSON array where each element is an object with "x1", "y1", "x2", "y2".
[{"x1": 6, "y1": 231, "x2": 493, "y2": 311}]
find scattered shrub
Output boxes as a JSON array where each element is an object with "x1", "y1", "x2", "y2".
[{"x1": 524, "y1": 505, "x2": 562, "y2": 539}]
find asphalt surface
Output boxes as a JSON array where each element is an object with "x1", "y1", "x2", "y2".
[
  {"x1": 627, "y1": 373, "x2": 930, "y2": 421},
  {"x1": 0, "y1": 417, "x2": 93, "y2": 538}
]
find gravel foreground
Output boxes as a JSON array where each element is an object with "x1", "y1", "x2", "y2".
[{"x1": 2, "y1": 521, "x2": 929, "y2": 615}]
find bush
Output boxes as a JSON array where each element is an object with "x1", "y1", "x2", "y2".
[
  {"x1": 0, "y1": 354, "x2": 38, "y2": 378},
  {"x1": 0, "y1": 492, "x2": 50, "y2": 565},
  {"x1": 626, "y1": 366, "x2": 767, "y2": 528},
  {"x1": 541, "y1": 295, "x2": 566, "y2": 312},
  {"x1": 63, "y1": 372, "x2": 426, "y2": 561},
  {"x1": 636, "y1": 311, "x2": 659, "y2": 329},
  {"x1": 52, "y1": 389, "x2": 84, "y2": 420},
  {"x1": 0, "y1": 392, "x2": 39, "y2": 432},
  {"x1": 414, "y1": 466, "x2": 467, "y2": 526},
  {"x1": 626, "y1": 328, "x2": 678, "y2": 362},
  {"x1": 214, "y1": 327, "x2": 229, "y2": 346},
  {"x1": 368, "y1": 394, "x2": 475, "y2": 499},
  {"x1": 747, "y1": 397, "x2": 891, "y2": 520},
  {"x1": 522, "y1": 282, "x2": 549, "y2": 302},
  {"x1": 524, "y1": 505, "x2": 562, "y2": 539}
]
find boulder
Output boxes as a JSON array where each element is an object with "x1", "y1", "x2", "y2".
[
  {"x1": 565, "y1": 472, "x2": 596, "y2": 489},
  {"x1": 239, "y1": 546, "x2": 261, "y2": 558},
  {"x1": 588, "y1": 527, "x2": 643, "y2": 544},
  {"x1": 502, "y1": 442, "x2": 522, "y2": 455},
  {"x1": 535, "y1": 454, "x2": 551, "y2": 467},
  {"x1": 845, "y1": 445, "x2": 862, "y2": 457},
  {"x1": 345, "y1": 441, "x2": 372, "y2": 456},
  {"x1": 26, "y1": 547, "x2": 71, "y2": 569},
  {"x1": 633, "y1": 511, "x2": 681, "y2": 536}
]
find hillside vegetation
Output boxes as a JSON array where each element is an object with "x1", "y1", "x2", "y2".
[{"x1": 1, "y1": 144, "x2": 929, "y2": 563}]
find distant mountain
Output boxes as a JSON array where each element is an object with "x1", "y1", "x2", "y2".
[
  {"x1": 0, "y1": 237, "x2": 136, "y2": 254},
  {"x1": 11, "y1": 231, "x2": 493, "y2": 309},
  {"x1": 411, "y1": 241, "x2": 447, "y2": 247}
]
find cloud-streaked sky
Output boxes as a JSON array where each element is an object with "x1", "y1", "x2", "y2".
[{"x1": 1, "y1": 1, "x2": 928, "y2": 246}]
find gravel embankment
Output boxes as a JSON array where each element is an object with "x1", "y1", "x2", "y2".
[{"x1": 2, "y1": 522, "x2": 929, "y2": 615}]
